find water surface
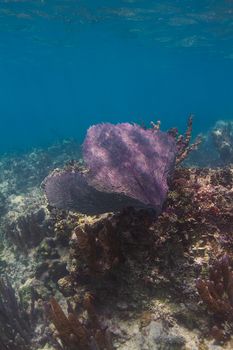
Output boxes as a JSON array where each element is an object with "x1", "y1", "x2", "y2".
[{"x1": 0, "y1": 0, "x2": 233, "y2": 152}]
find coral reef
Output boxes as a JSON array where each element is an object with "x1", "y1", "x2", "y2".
[
  {"x1": 0, "y1": 123, "x2": 233, "y2": 350},
  {"x1": 44, "y1": 122, "x2": 177, "y2": 214},
  {"x1": 54, "y1": 164, "x2": 233, "y2": 347}
]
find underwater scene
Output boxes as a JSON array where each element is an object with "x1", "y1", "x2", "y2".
[{"x1": 0, "y1": 1, "x2": 233, "y2": 349}]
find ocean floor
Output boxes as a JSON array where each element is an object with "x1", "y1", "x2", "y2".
[{"x1": 0, "y1": 122, "x2": 233, "y2": 350}]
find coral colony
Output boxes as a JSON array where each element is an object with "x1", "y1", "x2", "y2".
[
  {"x1": 2, "y1": 118, "x2": 233, "y2": 349},
  {"x1": 44, "y1": 122, "x2": 177, "y2": 215}
]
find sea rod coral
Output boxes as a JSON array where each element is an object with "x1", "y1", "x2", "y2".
[
  {"x1": 47, "y1": 294, "x2": 113, "y2": 350},
  {"x1": 43, "y1": 122, "x2": 177, "y2": 214}
]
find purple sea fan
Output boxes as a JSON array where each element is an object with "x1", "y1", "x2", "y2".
[
  {"x1": 43, "y1": 123, "x2": 177, "y2": 215},
  {"x1": 43, "y1": 168, "x2": 152, "y2": 215},
  {"x1": 83, "y1": 123, "x2": 177, "y2": 212}
]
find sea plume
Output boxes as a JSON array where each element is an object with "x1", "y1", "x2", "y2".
[{"x1": 43, "y1": 122, "x2": 177, "y2": 214}]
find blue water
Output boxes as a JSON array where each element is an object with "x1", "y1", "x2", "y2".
[{"x1": 0, "y1": 0, "x2": 233, "y2": 153}]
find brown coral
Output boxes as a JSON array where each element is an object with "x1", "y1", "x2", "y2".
[{"x1": 47, "y1": 295, "x2": 113, "y2": 350}]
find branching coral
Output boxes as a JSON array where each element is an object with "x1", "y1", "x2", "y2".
[
  {"x1": 47, "y1": 295, "x2": 113, "y2": 350},
  {"x1": 168, "y1": 114, "x2": 202, "y2": 165}
]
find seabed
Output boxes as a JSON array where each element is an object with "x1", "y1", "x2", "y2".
[{"x1": 0, "y1": 121, "x2": 233, "y2": 350}]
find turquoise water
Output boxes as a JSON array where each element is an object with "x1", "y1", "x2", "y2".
[{"x1": 0, "y1": 0, "x2": 233, "y2": 152}]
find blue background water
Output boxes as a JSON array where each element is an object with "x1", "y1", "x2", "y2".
[{"x1": 0, "y1": 0, "x2": 233, "y2": 153}]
